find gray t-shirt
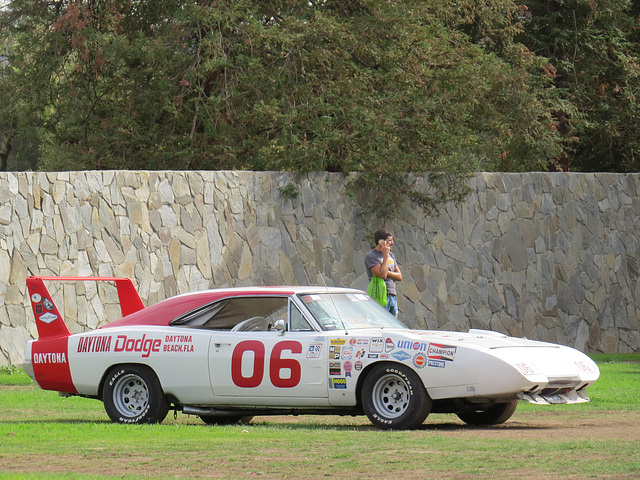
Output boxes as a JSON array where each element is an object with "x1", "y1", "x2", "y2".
[{"x1": 365, "y1": 249, "x2": 398, "y2": 295}]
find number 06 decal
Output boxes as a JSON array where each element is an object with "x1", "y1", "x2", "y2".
[{"x1": 232, "y1": 340, "x2": 303, "y2": 388}]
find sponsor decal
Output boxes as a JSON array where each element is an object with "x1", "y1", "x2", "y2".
[
  {"x1": 349, "y1": 338, "x2": 370, "y2": 347},
  {"x1": 380, "y1": 354, "x2": 390, "y2": 359},
  {"x1": 354, "y1": 361, "x2": 363, "y2": 371},
  {"x1": 329, "y1": 345, "x2": 341, "y2": 360},
  {"x1": 39, "y1": 312, "x2": 58, "y2": 324},
  {"x1": 398, "y1": 340, "x2": 430, "y2": 351},
  {"x1": 427, "y1": 343, "x2": 457, "y2": 361},
  {"x1": 33, "y1": 352, "x2": 67, "y2": 364},
  {"x1": 341, "y1": 346, "x2": 353, "y2": 360},
  {"x1": 314, "y1": 336, "x2": 325, "y2": 342},
  {"x1": 35, "y1": 304, "x2": 43, "y2": 315},
  {"x1": 385, "y1": 338, "x2": 395, "y2": 352},
  {"x1": 42, "y1": 298, "x2": 55, "y2": 311},
  {"x1": 391, "y1": 351, "x2": 411, "y2": 362},
  {"x1": 343, "y1": 361, "x2": 353, "y2": 377},
  {"x1": 31, "y1": 293, "x2": 42, "y2": 303},
  {"x1": 306, "y1": 343, "x2": 322, "y2": 358},
  {"x1": 413, "y1": 352, "x2": 427, "y2": 369},
  {"x1": 370, "y1": 337, "x2": 384, "y2": 353},
  {"x1": 329, "y1": 378, "x2": 347, "y2": 389},
  {"x1": 115, "y1": 334, "x2": 162, "y2": 358},
  {"x1": 428, "y1": 359, "x2": 446, "y2": 368},
  {"x1": 77, "y1": 335, "x2": 112, "y2": 353},
  {"x1": 329, "y1": 362, "x2": 342, "y2": 376},
  {"x1": 367, "y1": 354, "x2": 379, "y2": 359},
  {"x1": 354, "y1": 349, "x2": 366, "y2": 359},
  {"x1": 330, "y1": 338, "x2": 347, "y2": 345}
]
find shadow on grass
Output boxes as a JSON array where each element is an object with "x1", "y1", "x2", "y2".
[
  {"x1": 0, "y1": 418, "x2": 112, "y2": 425},
  {"x1": 0, "y1": 418, "x2": 549, "y2": 432}
]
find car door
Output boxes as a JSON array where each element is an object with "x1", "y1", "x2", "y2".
[{"x1": 209, "y1": 299, "x2": 329, "y2": 402}]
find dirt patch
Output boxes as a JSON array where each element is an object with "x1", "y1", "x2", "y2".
[{"x1": 421, "y1": 410, "x2": 640, "y2": 441}]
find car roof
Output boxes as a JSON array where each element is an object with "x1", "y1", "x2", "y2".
[
  {"x1": 172, "y1": 285, "x2": 362, "y2": 297},
  {"x1": 101, "y1": 285, "x2": 364, "y2": 329}
]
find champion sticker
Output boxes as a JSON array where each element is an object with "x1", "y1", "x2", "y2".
[{"x1": 427, "y1": 343, "x2": 457, "y2": 362}]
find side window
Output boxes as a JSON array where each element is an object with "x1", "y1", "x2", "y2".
[
  {"x1": 264, "y1": 304, "x2": 288, "y2": 326},
  {"x1": 290, "y1": 304, "x2": 313, "y2": 332},
  {"x1": 173, "y1": 297, "x2": 288, "y2": 331}
]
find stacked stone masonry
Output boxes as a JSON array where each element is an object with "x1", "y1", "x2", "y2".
[{"x1": 0, "y1": 171, "x2": 638, "y2": 364}]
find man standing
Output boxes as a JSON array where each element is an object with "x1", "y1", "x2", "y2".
[{"x1": 365, "y1": 229, "x2": 402, "y2": 317}]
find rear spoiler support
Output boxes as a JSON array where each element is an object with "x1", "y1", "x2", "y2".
[{"x1": 26, "y1": 276, "x2": 145, "y2": 339}]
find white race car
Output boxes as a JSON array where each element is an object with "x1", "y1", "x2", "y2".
[{"x1": 23, "y1": 276, "x2": 599, "y2": 430}]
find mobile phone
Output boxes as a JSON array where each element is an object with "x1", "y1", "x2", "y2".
[{"x1": 378, "y1": 239, "x2": 384, "y2": 245}]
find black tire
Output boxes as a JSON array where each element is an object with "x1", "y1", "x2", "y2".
[
  {"x1": 361, "y1": 363, "x2": 431, "y2": 430},
  {"x1": 199, "y1": 415, "x2": 254, "y2": 426},
  {"x1": 456, "y1": 400, "x2": 518, "y2": 426},
  {"x1": 103, "y1": 365, "x2": 169, "y2": 424}
]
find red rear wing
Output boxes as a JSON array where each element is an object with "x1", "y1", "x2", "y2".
[{"x1": 27, "y1": 276, "x2": 145, "y2": 339}]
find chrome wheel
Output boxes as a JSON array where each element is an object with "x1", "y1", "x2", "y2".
[
  {"x1": 112, "y1": 373, "x2": 150, "y2": 418},
  {"x1": 370, "y1": 373, "x2": 411, "y2": 418}
]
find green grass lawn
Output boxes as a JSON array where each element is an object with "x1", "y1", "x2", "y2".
[{"x1": 0, "y1": 355, "x2": 638, "y2": 479}]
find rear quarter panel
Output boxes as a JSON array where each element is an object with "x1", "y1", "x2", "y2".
[{"x1": 68, "y1": 326, "x2": 213, "y2": 403}]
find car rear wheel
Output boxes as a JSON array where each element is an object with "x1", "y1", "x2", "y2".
[
  {"x1": 456, "y1": 400, "x2": 518, "y2": 425},
  {"x1": 199, "y1": 415, "x2": 254, "y2": 425},
  {"x1": 103, "y1": 365, "x2": 169, "y2": 424},
  {"x1": 361, "y1": 363, "x2": 431, "y2": 430}
]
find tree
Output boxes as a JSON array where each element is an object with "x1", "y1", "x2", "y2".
[
  {"x1": 1, "y1": 0, "x2": 571, "y2": 214},
  {"x1": 518, "y1": 0, "x2": 640, "y2": 172}
]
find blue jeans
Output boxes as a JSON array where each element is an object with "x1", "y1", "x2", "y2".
[{"x1": 385, "y1": 294, "x2": 398, "y2": 317}]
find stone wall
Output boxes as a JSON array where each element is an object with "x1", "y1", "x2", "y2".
[{"x1": 1, "y1": 171, "x2": 638, "y2": 364}]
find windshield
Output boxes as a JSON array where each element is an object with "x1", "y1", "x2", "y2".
[{"x1": 298, "y1": 292, "x2": 407, "y2": 331}]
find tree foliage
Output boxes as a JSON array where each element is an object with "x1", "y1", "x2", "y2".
[
  {"x1": 518, "y1": 0, "x2": 640, "y2": 172},
  {"x1": 4, "y1": 0, "x2": 629, "y2": 214}
]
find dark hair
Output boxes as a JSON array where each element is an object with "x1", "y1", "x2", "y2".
[{"x1": 373, "y1": 229, "x2": 392, "y2": 246}]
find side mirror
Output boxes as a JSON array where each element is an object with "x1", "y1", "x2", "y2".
[{"x1": 274, "y1": 319, "x2": 286, "y2": 335}]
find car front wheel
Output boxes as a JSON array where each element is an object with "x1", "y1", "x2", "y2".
[
  {"x1": 103, "y1": 365, "x2": 169, "y2": 424},
  {"x1": 362, "y1": 363, "x2": 431, "y2": 430},
  {"x1": 456, "y1": 400, "x2": 518, "y2": 425}
]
